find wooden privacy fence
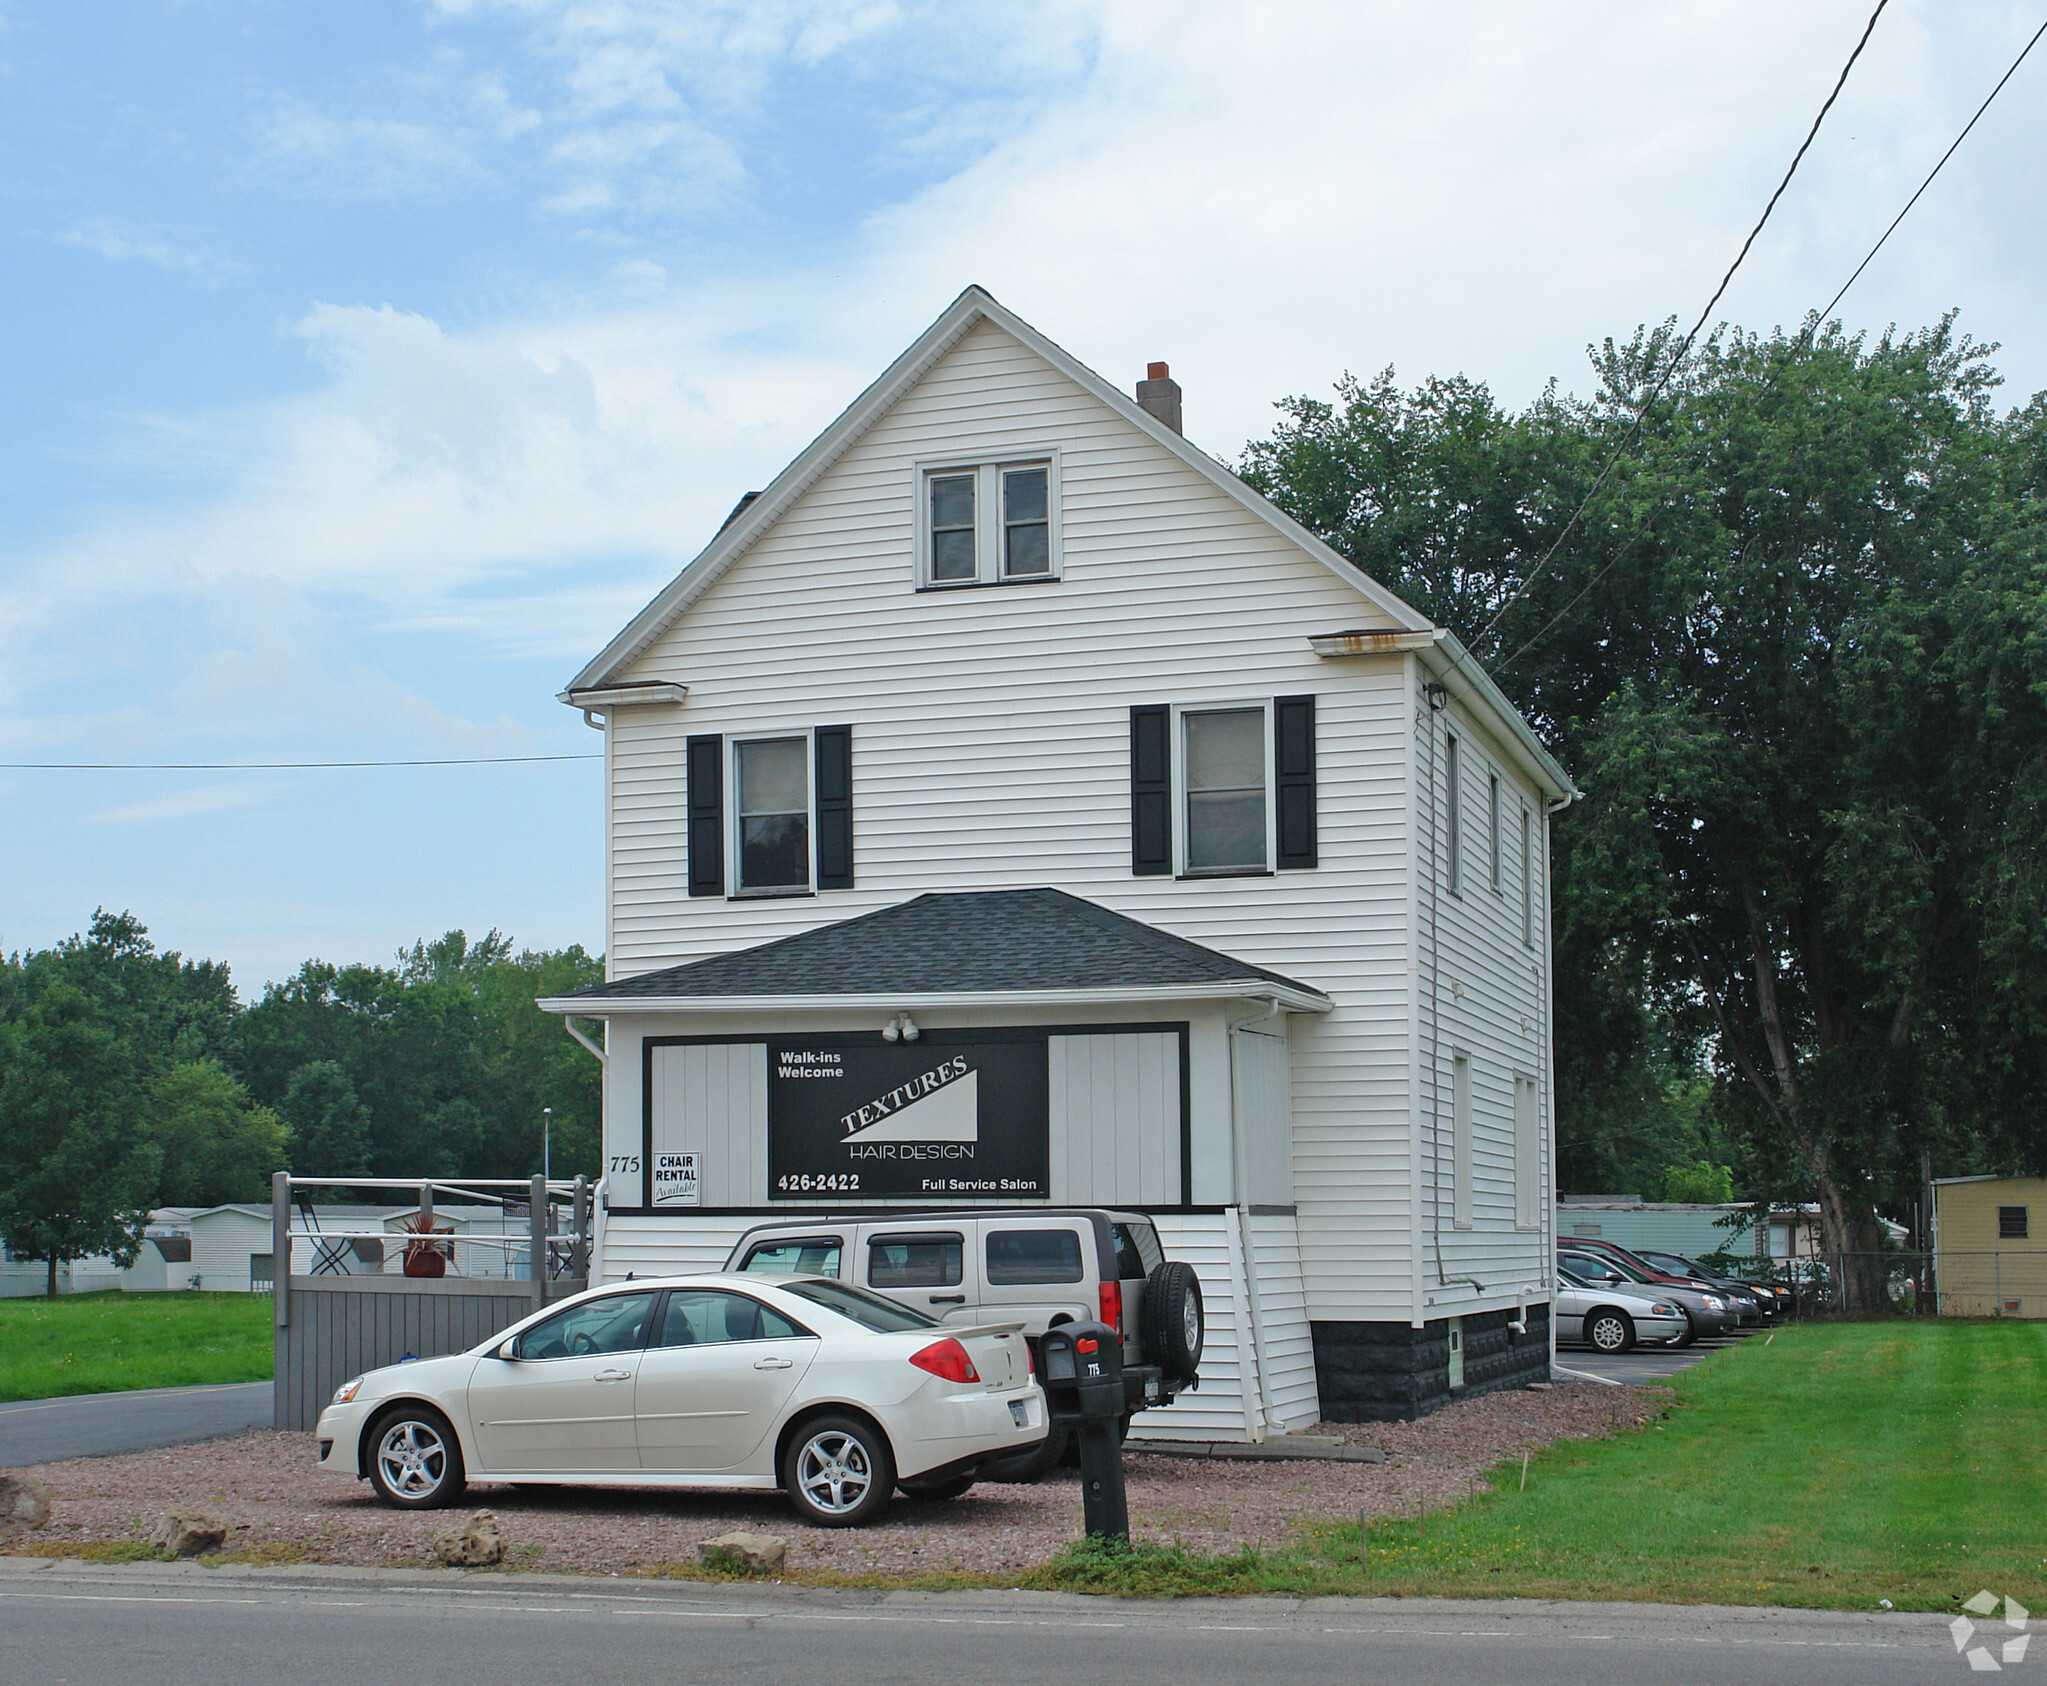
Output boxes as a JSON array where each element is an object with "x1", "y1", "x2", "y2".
[{"x1": 271, "y1": 1172, "x2": 591, "y2": 1432}]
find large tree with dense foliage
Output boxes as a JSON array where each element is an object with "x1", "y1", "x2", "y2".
[
  {"x1": 1244, "y1": 318, "x2": 2047, "y2": 1306},
  {"x1": 235, "y1": 930, "x2": 603, "y2": 1184},
  {"x1": 0, "y1": 957, "x2": 163, "y2": 1294}
]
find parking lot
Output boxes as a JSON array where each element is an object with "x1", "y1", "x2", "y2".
[{"x1": 1556, "y1": 1328, "x2": 1753, "y2": 1386}]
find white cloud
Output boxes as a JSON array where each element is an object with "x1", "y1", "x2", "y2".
[
  {"x1": 93, "y1": 782, "x2": 271, "y2": 825},
  {"x1": 54, "y1": 221, "x2": 237, "y2": 281},
  {"x1": 262, "y1": 102, "x2": 486, "y2": 195},
  {"x1": 8, "y1": 0, "x2": 2043, "y2": 788}
]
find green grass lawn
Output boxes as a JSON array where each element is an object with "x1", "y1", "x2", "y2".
[
  {"x1": 0, "y1": 1292, "x2": 273, "y2": 1402},
  {"x1": 1045, "y1": 1320, "x2": 2047, "y2": 1611}
]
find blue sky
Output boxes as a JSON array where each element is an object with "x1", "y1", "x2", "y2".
[{"x1": 3, "y1": 0, "x2": 2043, "y2": 990}]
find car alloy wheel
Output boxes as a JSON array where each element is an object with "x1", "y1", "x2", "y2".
[
  {"x1": 785, "y1": 1415, "x2": 895, "y2": 1527},
  {"x1": 1588, "y1": 1311, "x2": 1634, "y2": 1354},
  {"x1": 367, "y1": 1407, "x2": 466, "y2": 1509}
]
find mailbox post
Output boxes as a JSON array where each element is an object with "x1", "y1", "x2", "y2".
[{"x1": 1038, "y1": 1320, "x2": 1129, "y2": 1542}]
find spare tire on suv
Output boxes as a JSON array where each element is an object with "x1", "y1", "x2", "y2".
[{"x1": 1141, "y1": 1260, "x2": 1203, "y2": 1381}]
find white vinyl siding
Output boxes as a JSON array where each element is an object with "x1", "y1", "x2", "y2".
[
  {"x1": 1514, "y1": 1073, "x2": 1540, "y2": 1229},
  {"x1": 1451, "y1": 1051, "x2": 1472, "y2": 1228},
  {"x1": 1415, "y1": 674, "x2": 1554, "y2": 1313},
  {"x1": 648, "y1": 1043, "x2": 769, "y2": 1208},
  {"x1": 1047, "y1": 1032, "x2": 1181, "y2": 1207},
  {"x1": 598, "y1": 317, "x2": 1545, "y2": 1323}
]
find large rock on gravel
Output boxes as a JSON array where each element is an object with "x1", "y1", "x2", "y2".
[
  {"x1": 147, "y1": 1511, "x2": 227, "y2": 1558},
  {"x1": 0, "y1": 1474, "x2": 52, "y2": 1541},
  {"x1": 698, "y1": 1531, "x2": 786, "y2": 1574},
  {"x1": 437, "y1": 1509, "x2": 504, "y2": 1568}
]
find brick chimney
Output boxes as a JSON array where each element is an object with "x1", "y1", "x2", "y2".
[{"x1": 1135, "y1": 361, "x2": 1182, "y2": 435}]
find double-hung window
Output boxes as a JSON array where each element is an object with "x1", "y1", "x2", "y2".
[
  {"x1": 1183, "y1": 707, "x2": 1269, "y2": 872},
  {"x1": 734, "y1": 736, "x2": 810, "y2": 893},
  {"x1": 1129, "y1": 697, "x2": 1316, "y2": 877},
  {"x1": 918, "y1": 459, "x2": 1059, "y2": 587},
  {"x1": 687, "y1": 726, "x2": 856, "y2": 899},
  {"x1": 1519, "y1": 806, "x2": 1534, "y2": 946}
]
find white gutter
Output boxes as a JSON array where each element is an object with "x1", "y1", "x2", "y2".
[
  {"x1": 1311, "y1": 627, "x2": 1578, "y2": 808},
  {"x1": 537, "y1": 982, "x2": 1334, "y2": 1017},
  {"x1": 561, "y1": 1017, "x2": 608, "y2": 1068}
]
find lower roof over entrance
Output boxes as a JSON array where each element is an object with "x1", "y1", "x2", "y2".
[{"x1": 539, "y1": 888, "x2": 1332, "y2": 1017}]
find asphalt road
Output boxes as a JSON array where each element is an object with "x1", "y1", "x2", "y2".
[
  {"x1": 0, "y1": 1559, "x2": 1967, "y2": 1686},
  {"x1": 1556, "y1": 1326, "x2": 1766, "y2": 1386},
  {"x1": 0, "y1": 1382, "x2": 271, "y2": 1468}
]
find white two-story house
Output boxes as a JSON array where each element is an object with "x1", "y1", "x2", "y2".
[{"x1": 540, "y1": 286, "x2": 1576, "y2": 1435}]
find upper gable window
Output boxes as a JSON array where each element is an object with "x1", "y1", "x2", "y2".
[{"x1": 917, "y1": 458, "x2": 1060, "y2": 588}]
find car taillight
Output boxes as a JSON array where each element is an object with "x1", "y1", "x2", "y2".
[
  {"x1": 909, "y1": 1338, "x2": 980, "y2": 1385},
  {"x1": 1099, "y1": 1278, "x2": 1123, "y2": 1334}
]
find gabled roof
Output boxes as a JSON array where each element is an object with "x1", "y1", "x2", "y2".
[
  {"x1": 564, "y1": 285, "x2": 1430, "y2": 698},
  {"x1": 563, "y1": 284, "x2": 1575, "y2": 804},
  {"x1": 540, "y1": 888, "x2": 1332, "y2": 1014}
]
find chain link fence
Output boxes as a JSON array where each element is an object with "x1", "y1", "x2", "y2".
[{"x1": 1729, "y1": 1251, "x2": 2047, "y2": 1318}]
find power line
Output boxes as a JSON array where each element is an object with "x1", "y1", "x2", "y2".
[
  {"x1": 1494, "y1": 12, "x2": 2047, "y2": 679},
  {"x1": 1469, "y1": 0, "x2": 1891, "y2": 654},
  {"x1": 1812, "y1": 15, "x2": 2047, "y2": 328},
  {"x1": 2, "y1": 755, "x2": 602, "y2": 770}
]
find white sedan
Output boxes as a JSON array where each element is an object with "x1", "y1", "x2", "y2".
[
  {"x1": 1555, "y1": 1266, "x2": 1689, "y2": 1353},
  {"x1": 315, "y1": 1273, "x2": 1046, "y2": 1527}
]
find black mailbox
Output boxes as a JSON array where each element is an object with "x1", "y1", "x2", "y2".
[{"x1": 1039, "y1": 1319, "x2": 1123, "y2": 1422}]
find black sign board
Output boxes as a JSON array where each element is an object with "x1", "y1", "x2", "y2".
[{"x1": 766, "y1": 1034, "x2": 1049, "y2": 1201}]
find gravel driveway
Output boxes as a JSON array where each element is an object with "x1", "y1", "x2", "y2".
[{"x1": 6, "y1": 1382, "x2": 1666, "y2": 1582}]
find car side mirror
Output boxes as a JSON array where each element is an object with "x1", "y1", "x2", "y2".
[{"x1": 496, "y1": 1338, "x2": 519, "y2": 1361}]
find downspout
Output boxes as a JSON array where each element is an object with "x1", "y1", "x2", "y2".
[
  {"x1": 563, "y1": 1016, "x2": 608, "y2": 1069},
  {"x1": 560, "y1": 1018, "x2": 609, "y2": 1278},
  {"x1": 1227, "y1": 996, "x2": 1284, "y2": 1439}
]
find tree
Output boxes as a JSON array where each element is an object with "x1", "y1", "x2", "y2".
[
  {"x1": 0, "y1": 980, "x2": 161, "y2": 1294},
  {"x1": 1244, "y1": 318, "x2": 2047, "y2": 1308},
  {"x1": 1561, "y1": 318, "x2": 2046, "y2": 1308},
  {"x1": 145, "y1": 1060, "x2": 288, "y2": 1207},
  {"x1": 279, "y1": 1061, "x2": 372, "y2": 1183}
]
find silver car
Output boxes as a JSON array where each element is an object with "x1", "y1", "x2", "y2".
[{"x1": 1556, "y1": 1265, "x2": 1689, "y2": 1353}]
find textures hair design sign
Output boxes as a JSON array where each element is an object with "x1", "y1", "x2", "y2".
[{"x1": 766, "y1": 1034, "x2": 1049, "y2": 1200}]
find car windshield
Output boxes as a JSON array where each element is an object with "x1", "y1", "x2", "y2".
[
  {"x1": 1563, "y1": 1253, "x2": 1647, "y2": 1283},
  {"x1": 777, "y1": 1278, "x2": 940, "y2": 1333}
]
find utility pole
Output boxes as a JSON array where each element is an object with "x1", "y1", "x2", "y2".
[{"x1": 543, "y1": 1106, "x2": 552, "y2": 1185}]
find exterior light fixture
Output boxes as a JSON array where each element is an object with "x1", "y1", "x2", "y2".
[{"x1": 881, "y1": 1013, "x2": 921, "y2": 1043}]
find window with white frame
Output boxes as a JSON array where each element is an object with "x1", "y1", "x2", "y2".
[
  {"x1": 1183, "y1": 706, "x2": 1269, "y2": 873},
  {"x1": 918, "y1": 459, "x2": 1058, "y2": 587},
  {"x1": 1488, "y1": 771, "x2": 1502, "y2": 893},
  {"x1": 1519, "y1": 805, "x2": 1534, "y2": 946},
  {"x1": 1445, "y1": 734, "x2": 1463, "y2": 897},
  {"x1": 734, "y1": 736, "x2": 811, "y2": 892}
]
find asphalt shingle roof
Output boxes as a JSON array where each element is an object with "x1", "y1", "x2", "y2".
[{"x1": 564, "y1": 888, "x2": 1324, "y2": 1003}]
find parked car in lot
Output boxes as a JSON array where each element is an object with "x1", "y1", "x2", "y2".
[
  {"x1": 316, "y1": 1273, "x2": 1046, "y2": 1527},
  {"x1": 727, "y1": 1208, "x2": 1203, "y2": 1478},
  {"x1": 1556, "y1": 1247, "x2": 1734, "y2": 1345},
  {"x1": 1555, "y1": 1264, "x2": 1689, "y2": 1352},
  {"x1": 1557, "y1": 1236, "x2": 1761, "y2": 1331},
  {"x1": 1632, "y1": 1249, "x2": 1781, "y2": 1323}
]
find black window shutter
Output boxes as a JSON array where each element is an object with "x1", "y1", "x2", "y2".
[
  {"x1": 1130, "y1": 704, "x2": 1172, "y2": 875},
  {"x1": 815, "y1": 724, "x2": 854, "y2": 890},
  {"x1": 1274, "y1": 694, "x2": 1317, "y2": 869},
  {"x1": 686, "y1": 733, "x2": 724, "y2": 897}
]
